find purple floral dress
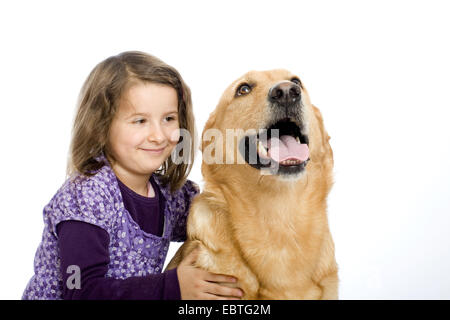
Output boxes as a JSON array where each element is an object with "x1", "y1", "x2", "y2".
[{"x1": 22, "y1": 156, "x2": 199, "y2": 300}]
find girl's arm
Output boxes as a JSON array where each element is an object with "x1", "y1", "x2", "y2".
[{"x1": 57, "y1": 220, "x2": 180, "y2": 300}]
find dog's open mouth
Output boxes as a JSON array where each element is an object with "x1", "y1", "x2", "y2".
[{"x1": 239, "y1": 118, "x2": 310, "y2": 175}]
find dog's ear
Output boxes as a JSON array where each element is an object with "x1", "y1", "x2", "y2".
[
  {"x1": 312, "y1": 105, "x2": 330, "y2": 141},
  {"x1": 200, "y1": 109, "x2": 218, "y2": 152},
  {"x1": 312, "y1": 105, "x2": 333, "y2": 162}
]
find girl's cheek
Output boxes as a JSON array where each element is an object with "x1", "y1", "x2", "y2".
[
  {"x1": 129, "y1": 129, "x2": 147, "y2": 143},
  {"x1": 169, "y1": 128, "x2": 180, "y2": 144}
]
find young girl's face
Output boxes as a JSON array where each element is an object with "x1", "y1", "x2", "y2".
[{"x1": 108, "y1": 82, "x2": 180, "y2": 177}]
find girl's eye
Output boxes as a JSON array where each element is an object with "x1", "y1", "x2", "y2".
[
  {"x1": 133, "y1": 119, "x2": 146, "y2": 124},
  {"x1": 166, "y1": 114, "x2": 179, "y2": 122}
]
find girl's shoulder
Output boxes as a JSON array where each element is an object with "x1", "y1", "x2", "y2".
[
  {"x1": 45, "y1": 164, "x2": 119, "y2": 235},
  {"x1": 178, "y1": 178, "x2": 200, "y2": 196},
  {"x1": 61, "y1": 164, "x2": 117, "y2": 200},
  {"x1": 184, "y1": 178, "x2": 200, "y2": 193},
  {"x1": 182, "y1": 179, "x2": 200, "y2": 202}
]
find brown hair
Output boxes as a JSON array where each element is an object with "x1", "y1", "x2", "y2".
[{"x1": 67, "y1": 51, "x2": 196, "y2": 194}]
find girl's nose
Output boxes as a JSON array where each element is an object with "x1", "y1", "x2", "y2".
[{"x1": 147, "y1": 123, "x2": 166, "y2": 144}]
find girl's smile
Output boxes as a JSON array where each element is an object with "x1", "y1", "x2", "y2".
[
  {"x1": 140, "y1": 147, "x2": 166, "y2": 153},
  {"x1": 141, "y1": 147, "x2": 165, "y2": 151}
]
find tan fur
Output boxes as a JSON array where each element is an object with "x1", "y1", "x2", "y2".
[{"x1": 166, "y1": 69, "x2": 338, "y2": 299}]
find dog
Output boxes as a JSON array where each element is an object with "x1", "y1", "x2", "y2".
[{"x1": 166, "y1": 69, "x2": 338, "y2": 299}]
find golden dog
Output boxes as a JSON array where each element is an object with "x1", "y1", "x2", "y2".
[{"x1": 167, "y1": 69, "x2": 338, "y2": 299}]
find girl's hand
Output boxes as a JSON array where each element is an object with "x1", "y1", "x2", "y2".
[{"x1": 177, "y1": 248, "x2": 244, "y2": 300}]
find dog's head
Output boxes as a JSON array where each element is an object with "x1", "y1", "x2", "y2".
[{"x1": 200, "y1": 69, "x2": 332, "y2": 183}]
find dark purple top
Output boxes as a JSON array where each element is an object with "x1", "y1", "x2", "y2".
[{"x1": 56, "y1": 175, "x2": 180, "y2": 300}]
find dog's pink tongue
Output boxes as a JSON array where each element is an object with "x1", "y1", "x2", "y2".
[{"x1": 266, "y1": 135, "x2": 309, "y2": 162}]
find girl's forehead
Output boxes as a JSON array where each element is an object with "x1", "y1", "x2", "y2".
[{"x1": 118, "y1": 83, "x2": 178, "y2": 115}]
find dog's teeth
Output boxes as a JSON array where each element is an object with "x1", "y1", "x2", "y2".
[
  {"x1": 280, "y1": 159, "x2": 302, "y2": 165},
  {"x1": 258, "y1": 140, "x2": 268, "y2": 157},
  {"x1": 295, "y1": 136, "x2": 301, "y2": 144}
]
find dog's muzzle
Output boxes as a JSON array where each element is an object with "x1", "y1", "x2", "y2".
[{"x1": 238, "y1": 81, "x2": 310, "y2": 176}]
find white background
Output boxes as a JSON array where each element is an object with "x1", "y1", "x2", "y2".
[{"x1": 1, "y1": 0, "x2": 449, "y2": 300}]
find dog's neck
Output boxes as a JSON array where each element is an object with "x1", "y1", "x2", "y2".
[{"x1": 203, "y1": 167, "x2": 312, "y2": 207}]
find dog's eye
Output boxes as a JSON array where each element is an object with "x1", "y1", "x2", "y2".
[
  {"x1": 291, "y1": 78, "x2": 302, "y2": 86},
  {"x1": 237, "y1": 83, "x2": 252, "y2": 96}
]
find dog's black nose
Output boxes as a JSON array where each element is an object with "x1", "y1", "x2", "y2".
[{"x1": 268, "y1": 82, "x2": 301, "y2": 104}]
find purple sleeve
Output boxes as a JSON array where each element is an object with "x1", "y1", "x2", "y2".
[{"x1": 57, "y1": 220, "x2": 181, "y2": 300}]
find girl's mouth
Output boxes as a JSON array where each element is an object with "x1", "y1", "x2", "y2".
[{"x1": 140, "y1": 147, "x2": 165, "y2": 153}]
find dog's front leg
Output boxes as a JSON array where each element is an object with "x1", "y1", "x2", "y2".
[{"x1": 316, "y1": 268, "x2": 339, "y2": 300}]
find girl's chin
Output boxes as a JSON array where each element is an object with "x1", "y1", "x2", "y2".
[{"x1": 137, "y1": 158, "x2": 168, "y2": 172}]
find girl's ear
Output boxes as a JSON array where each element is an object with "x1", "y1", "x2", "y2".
[{"x1": 200, "y1": 109, "x2": 218, "y2": 153}]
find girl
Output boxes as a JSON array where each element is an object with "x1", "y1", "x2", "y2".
[{"x1": 22, "y1": 51, "x2": 243, "y2": 300}]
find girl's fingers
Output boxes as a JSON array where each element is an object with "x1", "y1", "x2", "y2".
[
  {"x1": 204, "y1": 272, "x2": 237, "y2": 284},
  {"x1": 202, "y1": 292, "x2": 241, "y2": 300},
  {"x1": 205, "y1": 282, "x2": 244, "y2": 299}
]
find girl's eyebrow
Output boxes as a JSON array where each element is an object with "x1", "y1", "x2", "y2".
[
  {"x1": 163, "y1": 110, "x2": 179, "y2": 116},
  {"x1": 126, "y1": 110, "x2": 178, "y2": 119}
]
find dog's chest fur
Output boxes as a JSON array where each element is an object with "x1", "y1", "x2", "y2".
[
  {"x1": 227, "y1": 186, "x2": 327, "y2": 294},
  {"x1": 186, "y1": 170, "x2": 329, "y2": 298}
]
